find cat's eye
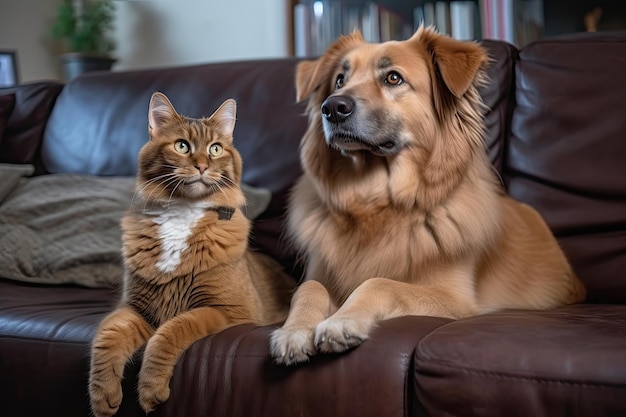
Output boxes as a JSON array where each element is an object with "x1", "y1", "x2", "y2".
[
  {"x1": 174, "y1": 139, "x2": 190, "y2": 154},
  {"x1": 209, "y1": 143, "x2": 223, "y2": 157},
  {"x1": 384, "y1": 71, "x2": 403, "y2": 86}
]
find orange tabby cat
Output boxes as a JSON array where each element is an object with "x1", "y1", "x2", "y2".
[{"x1": 88, "y1": 92, "x2": 294, "y2": 417}]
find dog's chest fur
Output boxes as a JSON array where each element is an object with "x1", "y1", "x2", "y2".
[{"x1": 289, "y1": 174, "x2": 498, "y2": 303}]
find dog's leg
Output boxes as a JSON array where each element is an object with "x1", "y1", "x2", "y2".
[
  {"x1": 314, "y1": 276, "x2": 477, "y2": 354},
  {"x1": 270, "y1": 280, "x2": 332, "y2": 365}
]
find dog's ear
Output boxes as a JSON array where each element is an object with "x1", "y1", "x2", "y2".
[
  {"x1": 296, "y1": 30, "x2": 365, "y2": 102},
  {"x1": 413, "y1": 27, "x2": 488, "y2": 98},
  {"x1": 295, "y1": 60, "x2": 318, "y2": 102}
]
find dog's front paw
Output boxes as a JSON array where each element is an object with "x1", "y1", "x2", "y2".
[
  {"x1": 137, "y1": 367, "x2": 171, "y2": 413},
  {"x1": 314, "y1": 316, "x2": 371, "y2": 353},
  {"x1": 270, "y1": 326, "x2": 316, "y2": 366}
]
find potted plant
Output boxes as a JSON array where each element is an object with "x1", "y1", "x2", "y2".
[{"x1": 52, "y1": 0, "x2": 116, "y2": 81}]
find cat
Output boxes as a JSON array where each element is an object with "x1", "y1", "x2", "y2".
[{"x1": 88, "y1": 92, "x2": 295, "y2": 417}]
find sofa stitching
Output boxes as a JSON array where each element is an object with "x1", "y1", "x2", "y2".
[
  {"x1": 0, "y1": 334, "x2": 92, "y2": 346},
  {"x1": 414, "y1": 360, "x2": 626, "y2": 389}
]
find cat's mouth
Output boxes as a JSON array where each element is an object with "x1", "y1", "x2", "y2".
[
  {"x1": 184, "y1": 175, "x2": 230, "y2": 198},
  {"x1": 184, "y1": 178, "x2": 205, "y2": 185}
]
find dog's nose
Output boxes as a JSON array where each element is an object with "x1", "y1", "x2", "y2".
[{"x1": 321, "y1": 96, "x2": 354, "y2": 123}]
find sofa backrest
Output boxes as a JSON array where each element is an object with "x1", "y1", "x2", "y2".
[
  {"x1": 41, "y1": 59, "x2": 308, "y2": 273},
  {"x1": 505, "y1": 31, "x2": 626, "y2": 303},
  {"x1": 479, "y1": 40, "x2": 518, "y2": 174},
  {"x1": 41, "y1": 59, "x2": 306, "y2": 194},
  {"x1": 22, "y1": 33, "x2": 626, "y2": 303}
]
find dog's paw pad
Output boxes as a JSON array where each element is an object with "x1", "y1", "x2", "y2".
[
  {"x1": 270, "y1": 327, "x2": 315, "y2": 366},
  {"x1": 314, "y1": 318, "x2": 369, "y2": 353}
]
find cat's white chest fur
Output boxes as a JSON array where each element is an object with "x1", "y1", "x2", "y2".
[{"x1": 151, "y1": 202, "x2": 213, "y2": 273}]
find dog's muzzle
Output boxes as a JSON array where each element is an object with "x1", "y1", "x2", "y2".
[{"x1": 321, "y1": 95, "x2": 402, "y2": 157}]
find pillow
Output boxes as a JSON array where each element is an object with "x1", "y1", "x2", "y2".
[
  {"x1": 0, "y1": 93, "x2": 16, "y2": 145},
  {"x1": 0, "y1": 167, "x2": 271, "y2": 288},
  {"x1": 0, "y1": 163, "x2": 34, "y2": 202}
]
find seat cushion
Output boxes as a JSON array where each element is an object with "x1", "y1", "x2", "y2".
[
  {"x1": 0, "y1": 279, "x2": 116, "y2": 417},
  {"x1": 414, "y1": 305, "x2": 626, "y2": 417},
  {"x1": 0, "y1": 278, "x2": 450, "y2": 417}
]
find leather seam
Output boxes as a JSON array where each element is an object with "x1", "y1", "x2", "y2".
[{"x1": 415, "y1": 359, "x2": 624, "y2": 389}]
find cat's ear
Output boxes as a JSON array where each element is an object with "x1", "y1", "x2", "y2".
[
  {"x1": 210, "y1": 99, "x2": 237, "y2": 140},
  {"x1": 148, "y1": 92, "x2": 179, "y2": 136}
]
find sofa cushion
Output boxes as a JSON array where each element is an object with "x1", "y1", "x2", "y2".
[
  {"x1": 0, "y1": 82, "x2": 63, "y2": 173},
  {"x1": 505, "y1": 32, "x2": 626, "y2": 303},
  {"x1": 0, "y1": 171, "x2": 132, "y2": 288},
  {"x1": 414, "y1": 305, "x2": 626, "y2": 417},
  {"x1": 0, "y1": 279, "x2": 116, "y2": 417},
  {"x1": 0, "y1": 165, "x2": 271, "y2": 288}
]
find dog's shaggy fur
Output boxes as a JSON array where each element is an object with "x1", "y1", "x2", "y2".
[{"x1": 270, "y1": 27, "x2": 586, "y2": 365}]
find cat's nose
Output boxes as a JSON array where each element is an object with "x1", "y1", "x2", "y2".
[{"x1": 195, "y1": 164, "x2": 208, "y2": 174}]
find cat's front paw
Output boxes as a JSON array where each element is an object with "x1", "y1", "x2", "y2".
[
  {"x1": 270, "y1": 326, "x2": 316, "y2": 366},
  {"x1": 89, "y1": 378, "x2": 123, "y2": 417},
  {"x1": 138, "y1": 368, "x2": 171, "y2": 413},
  {"x1": 314, "y1": 316, "x2": 371, "y2": 353}
]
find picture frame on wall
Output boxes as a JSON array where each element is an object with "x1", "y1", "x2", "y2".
[{"x1": 0, "y1": 50, "x2": 19, "y2": 88}]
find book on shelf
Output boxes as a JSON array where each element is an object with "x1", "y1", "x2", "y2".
[
  {"x1": 294, "y1": 3, "x2": 312, "y2": 57},
  {"x1": 450, "y1": 1, "x2": 477, "y2": 40},
  {"x1": 413, "y1": 1, "x2": 479, "y2": 40},
  {"x1": 293, "y1": 1, "x2": 412, "y2": 57},
  {"x1": 479, "y1": 0, "x2": 543, "y2": 46},
  {"x1": 292, "y1": 0, "x2": 542, "y2": 57},
  {"x1": 435, "y1": 1, "x2": 451, "y2": 35}
]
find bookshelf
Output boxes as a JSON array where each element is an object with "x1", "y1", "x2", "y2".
[{"x1": 291, "y1": 0, "x2": 626, "y2": 57}]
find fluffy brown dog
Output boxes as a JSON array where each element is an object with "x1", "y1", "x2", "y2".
[{"x1": 270, "y1": 27, "x2": 586, "y2": 365}]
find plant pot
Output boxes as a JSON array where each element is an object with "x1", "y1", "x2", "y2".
[{"x1": 60, "y1": 53, "x2": 117, "y2": 82}]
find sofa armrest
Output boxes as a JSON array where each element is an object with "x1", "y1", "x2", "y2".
[
  {"x1": 0, "y1": 82, "x2": 64, "y2": 174},
  {"x1": 154, "y1": 316, "x2": 450, "y2": 417}
]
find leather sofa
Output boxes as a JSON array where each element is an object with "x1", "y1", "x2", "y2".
[{"x1": 1, "y1": 31, "x2": 625, "y2": 417}]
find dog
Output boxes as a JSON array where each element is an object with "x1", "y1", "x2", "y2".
[{"x1": 270, "y1": 27, "x2": 586, "y2": 365}]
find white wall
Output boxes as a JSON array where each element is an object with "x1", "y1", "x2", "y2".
[
  {"x1": 113, "y1": 0, "x2": 290, "y2": 71},
  {"x1": 0, "y1": 0, "x2": 62, "y2": 82},
  {"x1": 0, "y1": 0, "x2": 290, "y2": 82}
]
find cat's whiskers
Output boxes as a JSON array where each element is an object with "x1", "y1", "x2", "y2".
[
  {"x1": 215, "y1": 175, "x2": 240, "y2": 208},
  {"x1": 131, "y1": 173, "x2": 178, "y2": 209},
  {"x1": 140, "y1": 174, "x2": 182, "y2": 213},
  {"x1": 165, "y1": 177, "x2": 187, "y2": 208},
  {"x1": 152, "y1": 175, "x2": 185, "y2": 209}
]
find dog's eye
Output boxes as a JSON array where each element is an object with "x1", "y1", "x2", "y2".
[
  {"x1": 335, "y1": 74, "x2": 345, "y2": 90},
  {"x1": 385, "y1": 72, "x2": 403, "y2": 86}
]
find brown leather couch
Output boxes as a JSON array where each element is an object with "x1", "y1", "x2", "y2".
[{"x1": 1, "y1": 31, "x2": 625, "y2": 417}]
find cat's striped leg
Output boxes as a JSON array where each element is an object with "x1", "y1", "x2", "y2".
[
  {"x1": 137, "y1": 306, "x2": 239, "y2": 413},
  {"x1": 89, "y1": 306, "x2": 154, "y2": 417}
]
